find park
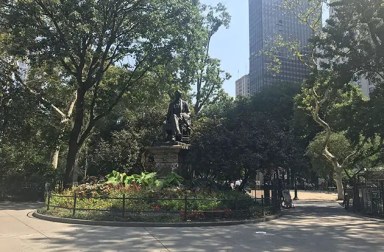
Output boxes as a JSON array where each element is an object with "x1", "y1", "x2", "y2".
[{"x1": 1, "y1": 0, "x2": 384, "y2": 251}]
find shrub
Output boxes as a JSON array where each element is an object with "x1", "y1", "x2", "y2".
[{"x1": 105, "y1": 170, "x2": 182, "y2": 189}]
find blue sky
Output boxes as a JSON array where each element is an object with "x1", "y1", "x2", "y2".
[{"x1": 201, "y1": 0, "x2": 249, "y2": 97}]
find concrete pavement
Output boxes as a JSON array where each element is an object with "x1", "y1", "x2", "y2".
[{"x1": 1, "y1": 199, "x2": 384, "y2": 251}]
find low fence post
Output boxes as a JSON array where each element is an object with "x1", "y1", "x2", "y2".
[
  {"x1": 122, "y1": 194, "x2": 126, "y2": 218},
  {"x1": 184, "y1": 194, "x2": 187, "y2": 222},
  {"x1": 47, "y1": 191, "x2": 51, "y2": 211},
  {"x1": 73, "y1": 193, "x2": 77, "y2": 217},
  {"x1": 261, "y1": 195, "x2": 265, "y2": 217},
  {"x1": 371, "y1": 191, "x2": 374, "y2": 214},
  {"x1": 381, "y1": 182, "x2": 384, "y2": 216}
]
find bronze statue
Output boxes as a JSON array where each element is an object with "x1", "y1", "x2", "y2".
[{"x1": 164, "y1": 90, "x2": 191, "y2": 142}]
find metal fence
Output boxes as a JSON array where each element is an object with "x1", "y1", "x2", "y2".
[
  {"x1": 45, "y1": 192, "x2": 279, "y2": 222},
  {"x1": 0, "y1": 181, "x2": 44, "y2": 201},
  {"x1": 344, "y1": 182, "x2": 384, "y2": 217}
]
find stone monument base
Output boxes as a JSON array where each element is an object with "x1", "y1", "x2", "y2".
[{"x1": 147, "y1": 142, "x2": 190, "y2": 177}]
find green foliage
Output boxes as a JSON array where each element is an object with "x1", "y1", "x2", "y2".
[
  {"x1": 85, "y1": 87, "x2": 170, "y2": 176},
  {"x1": 190, "y1": 82, "x2": 307, "y2": 183},
  {"x1": 105, "y1": 171, "x2": 183, "y2": 189},
  {"x1": 292, "y1": 0, "x2": 384, "y2": 195},
  {"x1": 0, "y1": 63, "x2": 59, "y2": 199},
  {"x1": 105, "y1": 171, "x2": 157, "y2": 187},
  {"x1": 0, "y1": 0, "x2": 209, "y2": 185},
  {"x1": 184, "y1": 2, "x2": 232, "y2": 115},
  {"x1": 157, "y1": 172, "x2": 184, "y2": 188},
  {"x1": 306, "y1": 132, "x2": 352, "y2": 177},
  {"x1": 0, "y1": 0, "x2": 237, "y2": 191},
  {"x1": 308, "y1": 0, "x2": 384, "y2": 152},
  {"x1": 316, "y1": 0, "x2": 384, "y2": 85},
  {"x1": 105, "y1": 170, "x2": 128, "y2": 185}
]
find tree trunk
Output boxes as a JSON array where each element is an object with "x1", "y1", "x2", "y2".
[
  {"x1": 63, "y1": 89, "x2": 86, "y2": 187},
  {"x1": 51, "y1": 127, "x2": 69, "y2": 170},
  {"x1": 334, "y1": 171, "x2": 344, "y2": 200},
  {"x1": 72, "y1": 156, "x2": 80, "y2": 185},
  {"x1": 64, "y1": 139, "x2": 80, "y2": 187},
  {"x1": 51, "y1": 146, "x2": 60, "y2": 169}
]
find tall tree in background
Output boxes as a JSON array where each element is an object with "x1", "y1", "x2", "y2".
[
  {"x1": 1, "y1": 0, "x2": 203, "y2": 187},
  {"x1": 189, "y1": 2, "x2": 231, "y2": 115},
  {"x1": 190, "y1": 83, "x2": 305, "y2": 190},
  {"x1": 314, "y1": 0, "x2": 384, "y2": 141},
  {"x1": 280, "y1": 0, "x2": 384, "y2": 199},
  {"x1": 163, "y1": 1, "x2": 231, "y2": 115},
  {"x1": 307, "y1": 0, "x2": 384, "y2": 198},
  {"x1": 136, "y1": 1, "x2": 231, "y2": 116},
  {"x1": 0, "y1": 39, "x2": 57, "y2": 193}
]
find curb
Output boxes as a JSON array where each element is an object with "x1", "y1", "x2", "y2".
[{"x1": 32, "y1": 211, "x2": 281, "y2": 227}]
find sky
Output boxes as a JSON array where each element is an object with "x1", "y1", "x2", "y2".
[{"x1": 201, "y1": 0, "x2": 249, "y2": 97}]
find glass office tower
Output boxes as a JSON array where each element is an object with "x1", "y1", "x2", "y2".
[{"x1": 249, "y1": 0, "x2": 315, "y2": 93}]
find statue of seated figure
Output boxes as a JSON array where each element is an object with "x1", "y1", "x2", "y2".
[{"x1": 164, "y1": 90, "x2": 191, "y2": 143}]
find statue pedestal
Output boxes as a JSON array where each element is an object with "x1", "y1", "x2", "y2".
[{"x1": 147, "y1": 143, "x2": 190, "y2": 177}]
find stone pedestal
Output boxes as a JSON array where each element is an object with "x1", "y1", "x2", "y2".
[{"x1": 147, "y1": 143, "x2": 190, "y2": 177}]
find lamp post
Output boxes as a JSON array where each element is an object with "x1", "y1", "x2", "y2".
[{"x1": 294, "y1": 176, "x2": 298, "y2": 200}]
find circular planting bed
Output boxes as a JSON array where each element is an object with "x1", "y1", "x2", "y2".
[{"x1": 37, "y1": 171, "x2": 277, "y2": 225}]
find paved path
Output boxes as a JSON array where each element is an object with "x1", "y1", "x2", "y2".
[{"x1": 1, "y1": 200, "x2": 384, "y2": 252}]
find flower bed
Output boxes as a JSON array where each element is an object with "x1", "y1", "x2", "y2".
[{"x1": 38, "y1": 172, "x2": 274, "y2": 222}]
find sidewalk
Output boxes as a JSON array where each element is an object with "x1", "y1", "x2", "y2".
[{"x1": 1, "y1": 192, "x2": 384, "y2": 251}]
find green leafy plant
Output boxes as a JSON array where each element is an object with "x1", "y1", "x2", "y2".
[
  {"x1": 156, "y1": 172, "x2": 184, "y2": 188},
  {"x1": 105, "y1": 170, "x2": 127, "y2": 185},
  {"x1": 105, "y1": 171, "x2": 183, "y2": 189}
]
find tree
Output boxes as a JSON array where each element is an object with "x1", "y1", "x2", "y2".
[
  {"x1": 0, "y1": 69, "x2": 57, "y2": 197},
  {"x1": 297, "y1": 69, "x2": 384, "y2": 199},
  {"x1": 191, "y1": 3, "x2": 231, "y2": 115},
  {"x1": 1, "y1": 0, "x2": 204, "y2": 187},
  {"x1": 296, "y1": 0, "x2": 384, "y2": 199},
  {"x1": 316, "y1": 0, "x2": 384, "y2": 85},
  {"x1": 85, "y1": 76, "x2": 171, "y2": 177},
  {"x1": 23, "y1": 63, "x2": 78, "y2": 170},
  {"x1": 275, "y1": 0, "x2": 384, "y2": 199},
  {"x1": 315, "y1": 0, "x2": 384, "y2": 143},
  {"x1": 167, "y1": 1, "x2": 231, "y2": 116},
  {"x1": 0, "y1": 32, "x2": 59, "y2": 198},
  {"x1": 190, "y1": 82, "x2": 305, "y2": 190},
  {"x1": 306, "y1": 132, "x2": 353, "y2": 179}
]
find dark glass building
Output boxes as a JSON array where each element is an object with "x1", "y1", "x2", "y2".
[{"x1": 249, "y1": 0, "x2": 315, "y2": 93}]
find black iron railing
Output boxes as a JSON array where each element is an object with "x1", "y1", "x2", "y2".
[
  {"x1": 344, "y1": 184, "x2": 384, "y2": 217},
  {"x1": 45, "y1": 192, "x2": 277, "y2": 222}
]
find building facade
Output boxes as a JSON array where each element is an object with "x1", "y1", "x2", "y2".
[
  {"x1": 235, "y1": 74, "x2": 250, "y2": 97},
  {"x1": 248, "y1": 0, "x2": 315, "y2": 94}
]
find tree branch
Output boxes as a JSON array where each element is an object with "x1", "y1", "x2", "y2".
[
  {"x1": 34, "y1": 0, "x2": 79, "y2": 76},
  {"x1": 21, "y1": 79, "x2": 67, "y2": 119}
]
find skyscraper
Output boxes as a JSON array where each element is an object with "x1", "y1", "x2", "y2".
[
  {"x1": 248, "y1": 0, "x2": 315, "y2": 94},
  {"x1": 235, "y1": 74, "x2": 250, "y2": 97}
]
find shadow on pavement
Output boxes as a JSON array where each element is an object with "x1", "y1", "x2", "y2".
[
  {"x1": 0, "y1": 201, "x2": 44, "y2": 211},
  {"x1": 26, "y1": 200, "x2": 384, "y2": 251}
]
